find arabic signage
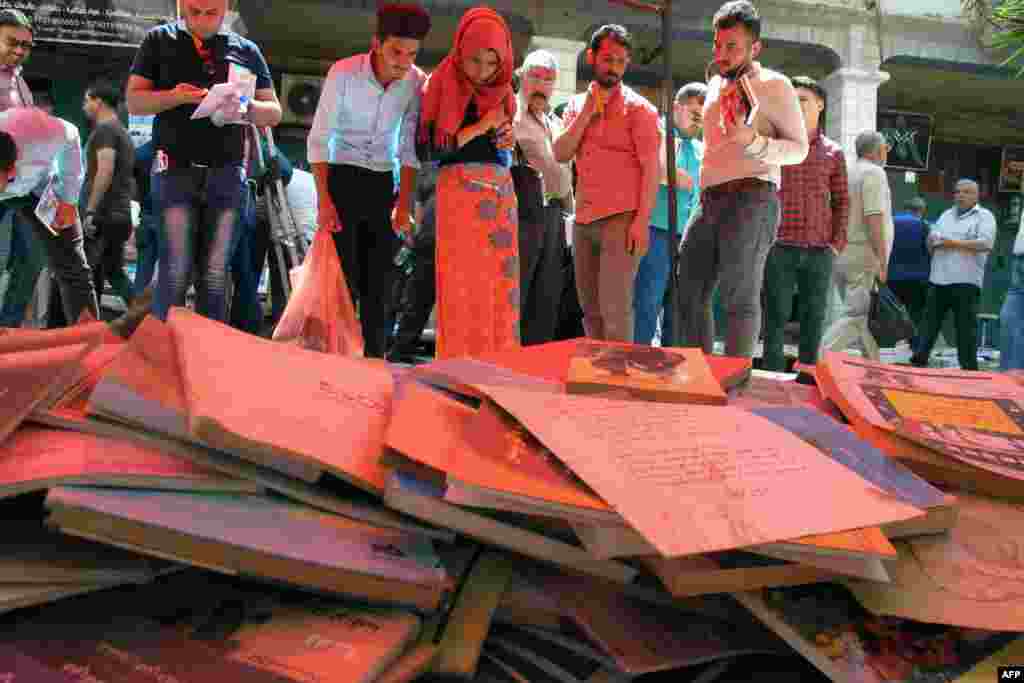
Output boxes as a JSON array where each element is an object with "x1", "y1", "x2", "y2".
[{"x1": 0, "y1": 1, "x2": 176, "y2": 48}]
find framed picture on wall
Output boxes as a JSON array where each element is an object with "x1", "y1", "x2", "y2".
[
  {"x1": 999, "y1": 146, "x2": 1024, "y2": 194},
  {"x1": 877, "y1": 110, "x2": 933, "y2": 171}
]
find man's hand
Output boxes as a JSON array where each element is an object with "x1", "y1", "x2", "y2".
[
  {"x1": 212, "y1": 91, "x2": 249, "y2": 127},
  {"x1": 581, "y1": 84, "x2": 603, "y2": 122},
  {"x1": 877, "y1": 264, "x2": 888, "y2": 284},
  {"x1": 494, "y1": 121, "x2": 515, "y2": 151},
  {"x1": 627, "y1": 221, "x2": 649, "y2": 257},
  {"x1": 82, "y1": 213, "x2": 98, "y2": 239},
  {"x1": 54, "y1": 201, "x2": 77, "y2": 231},
  {"x1": 172, "y1": 83, "x2": 207, "y2": 107},
  {"x1": 724, "y1": 114, "x2": 757, "y2": 148},
  {"x1": 391, "y1": 205, "x2": 413, "y2": 242},
  {"x1": 318, "y1": 198, "x2": 341, "y2": 233}
]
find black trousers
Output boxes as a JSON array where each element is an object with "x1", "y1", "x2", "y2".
[
  {"x1": 887, "y1": 279, "x2": 929, "y2": 328},
  {"x1": 912, "y1": 282, "x2": 981, "y2": 371},
  {"x1": 390, "y1": 197, "x2": 436, "y2": 358},
  {"x1": 518, "y1": 198, "x2": 567, "y2": 346},
  {"x1": 327, "y1": 164, "x2": 397, "y2": 358},
  {"x1": 10, "y1": 200, "x2": 99, "y2": 328}
]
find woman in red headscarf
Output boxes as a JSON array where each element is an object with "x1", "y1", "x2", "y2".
[{"x1": 417, "y1": 6, "x2": 519, "y2": 360}]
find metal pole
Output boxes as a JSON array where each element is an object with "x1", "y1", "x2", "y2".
[{"x1": 662, "y1": 0, "x2": 679, "y2": 347}]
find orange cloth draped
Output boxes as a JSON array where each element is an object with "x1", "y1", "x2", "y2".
[
  {"x1": 435, "y1": 163, "x2": 520, "y2": 359},
  {"x1": 418, "y1": 6, "x2": 516, "y2": 150}
]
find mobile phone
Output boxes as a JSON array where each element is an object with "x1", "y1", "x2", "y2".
[{"x1": 737, "y1": 74, "x2": 759, "y2": 127}]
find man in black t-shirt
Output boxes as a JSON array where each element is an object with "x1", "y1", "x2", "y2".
[
  {"x1": 125, "y1": 0, "x2": 281, "y2": 323},
  {"x1": 82, "y1": 78, "x2": 136, "y2": 310}
]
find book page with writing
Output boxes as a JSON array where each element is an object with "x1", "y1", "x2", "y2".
[{"x1": 472, "y1": 385, "x2": 923, "y2": 557}]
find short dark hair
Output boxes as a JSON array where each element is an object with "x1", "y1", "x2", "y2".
[
  {"x1": 0, "y1": 130, "x2": 17, "y2": 172},
  {"x1": 377, "y1": 3, "x2": 430, "y2": 42},
  {"x1": 86, "y1": 78, "x2": 120, "y2": 110},
  {"x1": 791, "y1": 75, "x2": 826, "y2": 108},
  {"x1": 676, "y1": 82, "x2": 707, "y2": 103},
  {"x1": 713, "y1": 1, "x2": 761, "y2": 41},
  {"x1": 0, "y1": 9, "x2": 32, "y2": 33},
  {"x1": 589, "y1": 24, "x2": 632, "y2": 55}
]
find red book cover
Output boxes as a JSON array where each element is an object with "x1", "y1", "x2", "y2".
[
  {"x1": 1, "y1": 342, "x2": 96, "y2": 445},
  {"x1": 0, "y1": 425, "x2": 247, "y2": 498},
  {"x1": 168, "y1": 308, "x2": 393, "y2": 491}
]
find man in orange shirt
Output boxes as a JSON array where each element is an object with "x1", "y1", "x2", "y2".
[{"x1": 554, "y1": 25, "x2": 660, "y2": 343}]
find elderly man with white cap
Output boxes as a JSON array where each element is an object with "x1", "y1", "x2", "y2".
[{"x1": 513, "y1": 49, "x2": 574, "y2": 345}]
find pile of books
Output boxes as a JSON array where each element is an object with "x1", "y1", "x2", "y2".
[{"x1": 1, "y1": 310, "x2": 1022, "y2": 683}]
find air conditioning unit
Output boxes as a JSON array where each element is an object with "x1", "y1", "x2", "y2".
[{"x1": 281, "y1": 74, "x2": 324, "y2": 127}]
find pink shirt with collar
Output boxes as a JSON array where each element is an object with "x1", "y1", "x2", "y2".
[{"x1": 561, "y1": 83, "x2": 660, "y2": 225}]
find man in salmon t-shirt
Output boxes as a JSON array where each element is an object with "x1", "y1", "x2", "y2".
[
  {"x1": 554, "y1": 24, "x2": 660, "y2": 343},
  {"x1": 670, "y1": 0, "x2": 808, "y2": 358}
]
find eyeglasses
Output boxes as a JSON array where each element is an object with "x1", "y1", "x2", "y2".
[{"x1": 5, "y1": 37, "x2": 34, "y2": 52}]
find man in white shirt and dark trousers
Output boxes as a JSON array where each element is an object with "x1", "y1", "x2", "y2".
[
  {"x1": 308, "y1": 3, "x2": 430, "y2": 358},
  {"x1": 1000, "y1": 209, "x2": 1024, "y2": 370},
  {"x1": 0, "y1": 107, "x2": 98, "y2": 325},
  {"x1": 911, "y1": 179, "x2": 995, "y2": 371},
  {"x1": 670, "y1": 1, "x2": 808, "y2": 357}
]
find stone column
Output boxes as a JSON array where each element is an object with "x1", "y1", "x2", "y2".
[
  {"x1": 527, "y1": 35, "x2": 586, "y2": 108},
  {"x1": 821, "y1": 67, "x2": 891, "y2": 161}
]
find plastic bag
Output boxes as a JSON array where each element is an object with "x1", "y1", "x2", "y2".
[{"x1": 272, "y1": 229, "x2": 364, "y2": 356}]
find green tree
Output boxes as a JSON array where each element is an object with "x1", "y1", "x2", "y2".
[{"x1": 964, "y1": 0, "x2": 1024, "y2": 73}]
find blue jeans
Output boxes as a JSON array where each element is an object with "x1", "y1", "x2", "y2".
[
  {"x1": 633, "y1": 226, "x2": 675, "y2": 345},
  {"x1": 1001, "y1": 255, "x2": 1024, "y2": 370},
  {"x1": 229, "y1": 188, "x2": 263, "y2": 334},
  {"x1": 151, "y1": 165, "x2": 246, "y2": 322},
  {"x1": 0, "y1": 204, "x2": 46, "y2": 326},
  {"x1": 133, "y1": 212, "x2": 159, "y2": 297}
]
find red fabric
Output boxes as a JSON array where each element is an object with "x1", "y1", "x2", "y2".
[
  {"x1": 777, "y1": 129, "x2": 850, "y2": 252},
  {"x1": 418, "y1": 6, "x2": 516, "y2": 149}
]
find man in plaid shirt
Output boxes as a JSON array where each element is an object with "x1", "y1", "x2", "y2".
[{"x1": 761, "y1": 76, "x2": 848, "y2": 373}]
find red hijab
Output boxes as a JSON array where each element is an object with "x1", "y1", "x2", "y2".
[{"x1": 418, "y1": 6, "x2": 516, "y2": 150}]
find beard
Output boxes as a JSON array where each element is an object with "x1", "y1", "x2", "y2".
[{"x1": 595, "y1": 71, "x2": 621, "y2": 88}]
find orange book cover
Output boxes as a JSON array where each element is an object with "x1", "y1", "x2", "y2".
[
  {"x1": 457, "y1": 399, "x2": 610, "y2": 517},
  {"x1": 566, "y1": 342, "x2": 727, "y2": 405},
  {"x1": 844, "y1": 491, "x2": 1024, "y2": 632},
  {"x1": 168, "y1": 308, "x2": 393, "y2": 493},
  {"x1": 87, "y1": 315, "x2": 191, "y2": 440},
  {"x1": 468, "y1": 384, "x2": 924, "y2": 558},
  {"x1": 1, "y1": 341, "x2": 96, "y2": 445},
  {"x1": 386, "y1": 380, "x2": 613, "y2": 522},
  {"x1": 895, "y1": 418, "x2": 1024, "y2": 484},
  {"x1": 0, "y1": 320, "x2": 119, "y2": 354},
  {"x1": 817, "y1": 352, "x2": 1023, "y2": 435},
  {"x1": 0, "y1": 425, "x2": 249, "y2": 498}
]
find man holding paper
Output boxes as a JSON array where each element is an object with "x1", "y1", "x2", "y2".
[
  {"x1": 0, "y1": 107, "x2": 98, "y2": 325},
  {"x1": 670, "y1": 1, "x2": 808, "y2": 357},
  {"x1": 126, "y1": 0, "x2": 281, "y2": 323}
]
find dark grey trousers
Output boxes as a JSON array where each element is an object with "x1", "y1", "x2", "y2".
[{"x1": 671, "y1": 182, "x2": 780, "y2": 357}]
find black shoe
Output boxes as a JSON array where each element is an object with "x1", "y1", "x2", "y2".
[
  {"x1": 909, "y1": 355, "x2": 929, "y2": 368},
  {"x1": 794, "y1": 372, "x2": 817, "y2": 386}
]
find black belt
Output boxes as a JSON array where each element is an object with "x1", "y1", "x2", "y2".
[{"x1": 703, "y1": 177, "x2": 775, "y2": 197}]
